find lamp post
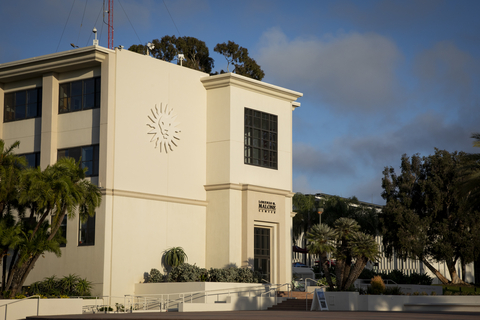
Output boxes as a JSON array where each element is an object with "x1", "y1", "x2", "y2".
[{"x1": 317, "y1": 207, "x2": 324, "y2": 224}]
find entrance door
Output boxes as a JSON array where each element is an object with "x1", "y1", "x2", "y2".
[{"x1": 254, "y1": 227, "x2": 270, "y2": 282}]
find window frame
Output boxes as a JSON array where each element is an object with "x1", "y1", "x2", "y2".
[
  {"x1": 244, "y1": 108, "x2": 278, "y2": 170},
  {"x1": 4, "y1": 87, "x2": 42, "y2": 122},
  {"x1": 59, "y1": 77, "x2": 101, "y2": 114},
  {"x1": 57, "y1": 145, "x2": 99, "y2": 177},
  {"x1": 78, "y1": 214, "x2": 95, "y2": 246}
]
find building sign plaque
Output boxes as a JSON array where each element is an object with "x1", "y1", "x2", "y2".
[{"x1": 258, "y1": 200, "x2": 276, "y2": 214}]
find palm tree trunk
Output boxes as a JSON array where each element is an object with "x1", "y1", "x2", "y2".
[
  {"x1": 320, "y1": 253, "x2": 334, "y2": 290},
  {"x1": 343, "y1": 257, "x2": 368, "y2": 290}
]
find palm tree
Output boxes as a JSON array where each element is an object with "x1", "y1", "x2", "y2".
[
  {"x1": 307, "y1": 218, "x2": 379, "y2": 291},
  {"x1": 2, "y1": 157, "x2": 102, "y2": 298},
  {"x1": 307, "y1": 224, "x2": 335, "y2": 290},
  {"x1": 163, "y1": 247, "x2": 188, "y2": 270}
]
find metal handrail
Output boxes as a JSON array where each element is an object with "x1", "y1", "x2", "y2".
[
  {"x1": 1, "y1": 295, "x2": 41, "y2": 320},
  {"x1": 125, "y1": 283, "x2": 291, "y2": 312},
  {"x1": 260, "y1": 283, "x2": 291, "y2": 310}
]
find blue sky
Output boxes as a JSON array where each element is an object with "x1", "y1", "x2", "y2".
[{"x1": 1, "y1": 0, "x2": 479, "y2": 204}]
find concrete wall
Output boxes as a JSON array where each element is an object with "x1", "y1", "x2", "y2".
[{"x1": 0, "y1": 298, "x2": 85, "y2": 320}]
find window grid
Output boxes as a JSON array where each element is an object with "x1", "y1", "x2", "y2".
[
  {"x1": 57, "y1": 145, "x2": 99, "y2": 177},
  {"x1": 4, "y1": 88, "x2": 42, "y2": 122},
  {"x1": 244, "y1": 108, "x2": 277, "y2": 169},
  {"x1": 59, "y1": 77, "x2": 101, "y2": 113}
]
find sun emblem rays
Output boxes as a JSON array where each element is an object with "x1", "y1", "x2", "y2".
[{"x1": 147, "y1": 103, "x2": 181, "y2": 153}]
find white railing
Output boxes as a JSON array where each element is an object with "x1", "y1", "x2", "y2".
[
  {"x1": 124, "y1": 283, "x2": 291, "y2": 312},
  {"x1": 1, "y1": 295, "x2": 41, "y2": 320},
  {"x1": 260, "y1": 283, "x2": 291, "y2": 310}
]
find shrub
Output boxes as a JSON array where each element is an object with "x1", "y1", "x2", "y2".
[
  {"x1": 147, "y1": 268, "x2": 164, "y2": 283},
  {"x1": 369, "y1": 275, "x2": 385, "y2": 294},
  {"x1": 407, "y1": 272, "x2": 433, "y2": 285},
  {"x1": 167, "y1": 263, "x2": 207, "y2": 282},
  {"x1": 28, "y1": 274, "x2": 92, "y2": 297},
  {"x1": 384, "y1": 286, "x2": 403, "y2": 295},
  {"x1": 235, "y1": 267, "x2": 257, "y2": 283}
]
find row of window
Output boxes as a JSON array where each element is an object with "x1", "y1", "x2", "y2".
[
  {"x1": 4, "y1": 77, "x2": 101, "y2": 122},
  {"x1": 20, "y1": 145, "x2": 99, "y2": 177}
]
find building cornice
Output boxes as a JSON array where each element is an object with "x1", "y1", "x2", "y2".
[
  {"x1": 201, "y1": 73, "x2": 303, "y2": 102},
  {"x1": 204, "y1": 183, "x2": 294, "y2": 197},
  {"x1": 101, "y1": 188, "x2": 208, "y2": 207},
  {"x1": 0, "y1": 46, "x2": 112, "y2": 83}
]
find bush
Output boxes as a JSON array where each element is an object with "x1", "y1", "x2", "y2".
[
  {"x1": 28, "y1": 274, "x2": 92, "y2": 297},
  {"x1": 407, "y1": 272, "x2": 433, "y2": 285},
  {"x1": 167, "y1": 263, "x2": 207, "y2": 282},
  {"x1": 369, "y1": 275, "x2": 385, "y2": 294},
  {"x1": 163, "y1": 263, "x2": 259, "y2": 283},
  {"x1": 147, "y1": 268, "x2": 164, "y2": 283},
  {"x1": 384, "y1": 286, "x2": 403, "y2": 295},
  {"x1": 359, "y1": 268, "x2": 376, "y2": 280}
]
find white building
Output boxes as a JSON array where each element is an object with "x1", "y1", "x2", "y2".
[{"x1": 0, "y1": 45, "x2": 302, "y2": 296}]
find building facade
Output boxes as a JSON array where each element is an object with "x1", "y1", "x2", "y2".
[{"x1": 0, "y1": 46, "x2": 302, "y2": 296}]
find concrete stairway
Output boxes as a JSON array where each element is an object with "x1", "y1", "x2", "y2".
[{"x1": 267, "y1": 291, "x2": 313, "y2": 311}]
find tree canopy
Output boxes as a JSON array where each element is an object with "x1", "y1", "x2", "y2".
[
  {"x1": 381, "y1": 148, "x2": 480, "y2": 284},
  {"x1": 214, "y1": 41, "x2": 265, "y2": 80},
  {"x1": 128, "y1": 37, "x2": 265, "y2": 80},
  {"x1": 0, "y1": 141, "x2": 102, "y2": 298}
]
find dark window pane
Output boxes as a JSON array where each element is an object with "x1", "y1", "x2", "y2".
[
  {"x1": 71, "y1": 96, "x2": 82, "y2": 111},
  {"x1": 58, "y1": 145, "x2": 99, "y2": 177},
  {"x1": 71, "y1": 81, "x2": 82, "y2": 97},
  {"x1": 79, "y1": 215, "x2": 95, "y2": 246},
  {"x1": 15, "y1": 91, "x2": 26, "y2": 106},
  {"x1": 83, "y1": 93, "x2": 94, "y2": 109},
  {"x1": 15, "y1": 104, "x2": 25, "y2": 120},
  {"x1": 4, "y1": 93, "x2": 14, "y2": 121}
]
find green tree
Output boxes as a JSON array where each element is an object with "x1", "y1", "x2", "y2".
[
  {"x1": 458, "y1": 133, "x2": 480, "y2": 210},
  {"x1": 214, "y1": 41, "x2": 265, "y2": 80},
  {"x1": 381, "y1": 149, "x2": 480, "y2": 284},
  {"x1": 0, "y1": 145, "x2": 102, "y2": 298},
  {"x1": 307, "y1": 218, "x2": 379, "y2": 290},
  {"x1": 320, "y1": 195, "x2": 379, "y2": 236},
  {"x1": 163, "y1": 247, "x2": 188, "y2": 271},
  {"x1": 292, "y1": 193, "x2": 318, "y2": 245},
  {"x1": 129, "y1": 36, "x2": 214, "y2": 74}
]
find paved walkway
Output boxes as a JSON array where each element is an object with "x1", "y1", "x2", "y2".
[{"x1": 27, "y1": 311, "x2": 480, "y2": 320}]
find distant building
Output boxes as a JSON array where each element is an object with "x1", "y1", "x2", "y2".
[{"x1": 0, "y1": 45, "x2": 302, "y2": 296}]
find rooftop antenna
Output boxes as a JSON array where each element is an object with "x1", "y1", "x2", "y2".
[
  {"x1": 93, "y1": 28, "x2": 98, "y2": 46},
  {"x1": 103, "y1": 0, "x2": 114, "y2": 49}
]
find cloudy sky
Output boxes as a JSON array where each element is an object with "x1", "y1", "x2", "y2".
[{"x1": 1, "y1": 0, "x2": 479, "y2": 204}]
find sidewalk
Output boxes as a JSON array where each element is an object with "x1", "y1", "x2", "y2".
[{"x1": 27, "y1": 310, "x2": 480, "y2": 320}]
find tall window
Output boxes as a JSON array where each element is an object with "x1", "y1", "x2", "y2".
[
  {"x1": 57, "y1": 145, "x2": 99, "y2": 177},
  {"x1": 78, "y1": 215, "x2": 95, "y2": 246},
  {"x1": 20, "y1": 152, "x2": 40, "y2": 168},
  {"x1": 59, "y1": 77, "x2": 100, "y2": 113},
  {"x1": 4, "y1": 88, "x2": 42, "y2": 122},
  {"x1": 52, "y1": 215, "x2": 67, "y2": 248},
  {"x1": 254, "y1": 227, "x2": 271, "y2": 282},
  {"x1": 244, "y1": 108, "x2": 277, "y2": 169}
]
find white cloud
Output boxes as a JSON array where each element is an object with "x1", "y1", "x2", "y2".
[{"x1": 257, "y1": 28, "x2": 403, "y2": 113}]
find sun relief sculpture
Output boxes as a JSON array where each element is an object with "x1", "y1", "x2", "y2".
[{"x1": 147, "y1": 103, "x2": 181, "y2": 153}]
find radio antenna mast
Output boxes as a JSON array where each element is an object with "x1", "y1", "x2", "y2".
[
  {"x1": 103, "y1": 0, "x2": 114, "y2": 49},
  {"x1": 108, "y1": 0, "x2": 114, "y2": 49}
]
